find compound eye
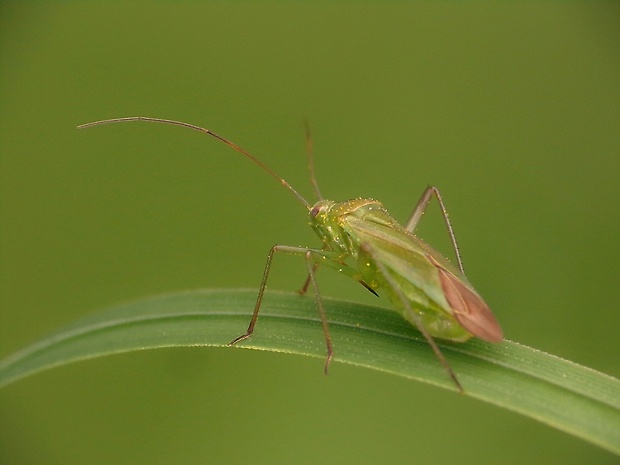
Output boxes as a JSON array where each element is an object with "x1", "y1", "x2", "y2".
[{"x1": 310, "y1": 205, "x2": 322, "y2": 218}]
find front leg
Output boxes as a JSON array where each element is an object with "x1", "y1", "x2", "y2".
[{"x1": 228, "y1": 244, "x2": 336, "y2": 374}]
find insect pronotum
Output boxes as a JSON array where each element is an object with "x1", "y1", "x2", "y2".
[{"x1": 78, "y1": 116, "x2": 503, "y2": 392}]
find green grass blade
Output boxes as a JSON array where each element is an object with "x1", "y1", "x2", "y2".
[{"x1": 1, "y1": 289, "x2": 619, "y2": 454}]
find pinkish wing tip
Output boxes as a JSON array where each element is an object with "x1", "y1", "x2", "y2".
[{"x1": 437, "y1": 266, "x2": 503, "y2": 343}]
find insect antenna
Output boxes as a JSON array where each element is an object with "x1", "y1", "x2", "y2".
[
  {"x1": 78, "y1": 117, "x2": 312, "y2": 209},
  {"x1": 303, "y1": 119, "x2": 323, "y2": 200}
]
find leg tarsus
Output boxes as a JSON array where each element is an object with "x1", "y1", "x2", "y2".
[
  {"x1": 323, "y1": 347, "x2": 333, "y2": 375},
  {"x1": 228, "y1": 332, "x2": 250, "y2": 346}
]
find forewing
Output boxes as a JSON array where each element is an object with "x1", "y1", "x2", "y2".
[
  {"x1": 342, "y1": 215, "x2": 448, "y2": 309},
  {"x1": 430, "y1": 255, "x2": 503, "y2": 342},
  {"x1": 343, "y1": 211, "x2": 503, "y2": 343}
]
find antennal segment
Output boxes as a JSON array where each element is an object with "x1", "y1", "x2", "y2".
[
  {"x1": 303, "y1": 120, "x2": 323, "y2": 200},
  {"x1": 78, "y1": 117, "x2": 311, "y2": 209}
]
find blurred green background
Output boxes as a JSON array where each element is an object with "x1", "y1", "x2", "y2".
[{"x1": 1, "y1": 3, "x2": 619, "y2": 464}]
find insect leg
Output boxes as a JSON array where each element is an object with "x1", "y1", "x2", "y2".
[
  {"x1": 298, "y1": 261, "x2": 320, "y2": 296},
  {"x1": 229, "y1": 244, "x2": 302, "y2": 345},
  {"x1": 360, "y1": 242, "x2": 464, "y2": 393},
  {"x1": 303, "y1": 250, "x2": 333, "y2": 374},
  {"x1": 405, "y1": 186, "x2": 465, "y2": 274},
  {"x1": 298, "y1": 243, "x2": 329, "y2": 295},
  {"x1": 228, "y1": 244, "x2": 334, "y2": 373}
]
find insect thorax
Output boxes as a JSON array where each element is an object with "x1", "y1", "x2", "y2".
[{"x1": 308, "y1": 198, "x2": 385, "y2": 255}]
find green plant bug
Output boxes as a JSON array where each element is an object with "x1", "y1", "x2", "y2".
[{"x1": 78, "y1": 117, "x2": 503, "y2": 392}]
